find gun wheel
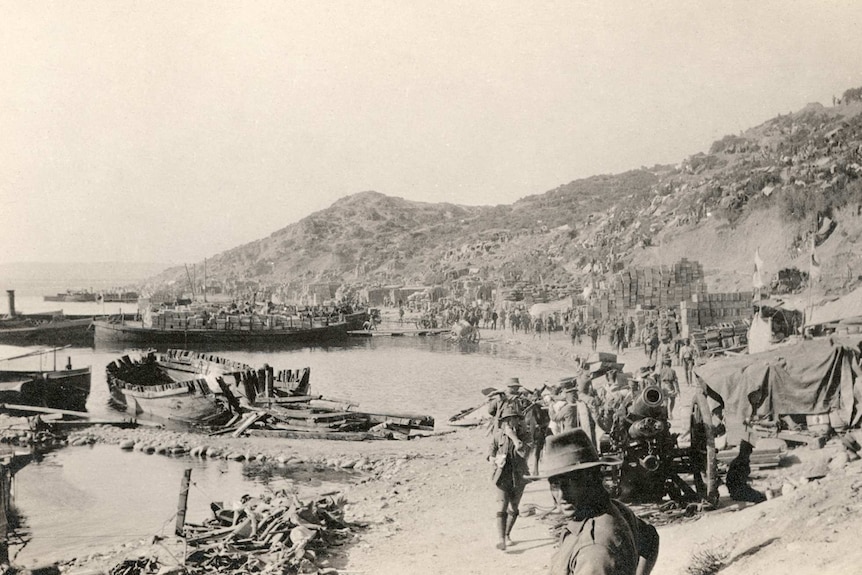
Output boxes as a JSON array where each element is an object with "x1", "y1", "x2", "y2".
[{"x1": 689, "y1": 388, "x2": 719, "y2": 506}]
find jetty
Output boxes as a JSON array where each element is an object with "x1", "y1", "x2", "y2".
[{"x1": 347, "y1": 327, "x2": 449, "y2": 337}]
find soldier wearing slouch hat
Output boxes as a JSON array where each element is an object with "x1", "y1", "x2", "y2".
[{"x1": 531, "y1": 429, "x2": 659, "y2": 575}]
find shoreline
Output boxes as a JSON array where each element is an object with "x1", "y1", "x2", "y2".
[
  {"x1": 20, "y1": 327, "x2": 862, "y2": 575},
  {"x1": 41, "y1": 329, "x2": 654, "y2": 574}
]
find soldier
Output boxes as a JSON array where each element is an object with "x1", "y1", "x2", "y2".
[
  {"x1": 658, "y1": 358, "x2": 680, "y2": 419},
  {"x1": 488, "y1": 404, "x2": 530, "y2": 551},
  {"x1": 678, "y1": 339, "x2": 695, "y2": 386},
  {"x1": 532, "y1": 429, "x2": 660, "y2": 575},
  {"x1": 488, "y1": 377, "x2": 531, "y2": 425},
  {"x1": 588, "y1": 321, "x2": 600, "y2": 351},
  {"x1": 553, "y1": 387, "x2": 581, "y2": 433},
  {"x1": 524, "y1": 389, "x2": 552, "y2": 476}
]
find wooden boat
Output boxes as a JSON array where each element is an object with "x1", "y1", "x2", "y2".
[
  {"x1": 43, "y1": 290, "x2": 98, "y2": 303},
  {"x1": 0, "y1": 364, "x2": 92, "y2": 413},
  {"x1": 94, "y1": 310, "x2": 369, "y2": 348},
  {"x1": 106, "y1": 349, "x2": 310, "y2": 424},
  {"x1": 0, "y1": 316, "x2": 94, "y2": 346}
]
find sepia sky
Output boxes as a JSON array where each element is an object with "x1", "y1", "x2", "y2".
[{"x1": 2, "y1": 1, "x2": 862, "y2": 264}]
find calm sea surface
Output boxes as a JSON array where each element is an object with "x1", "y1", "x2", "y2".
[{"x1": 2, "y1": 296, "x2": 577, "y2": 565}]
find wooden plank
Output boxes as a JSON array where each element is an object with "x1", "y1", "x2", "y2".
[
  {"x1": 271, "y1": 421, "x2": 355, "y2": 431},
  {"x1": 246, "y1": 428, "x2": 381, "y2": 441},
  {"x1": 232, "y1": 412, "x2": 264, "y2": 438},
  {"x1": 308, "y1": 399, "x2": 430, "y2": 421},
  {"x1": 777, "y1": 431, "x2": 826, "y2": 449},
  {"x1": 253, "y1": 395, "x2": 318, "y2": 405},
  {"x1": 265, "y1": 408, "x2": 359, "y2": 421}
]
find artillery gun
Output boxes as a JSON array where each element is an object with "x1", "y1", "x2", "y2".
[{"x1": 602, "y1": 384, "x2": 718, "y2": 505}]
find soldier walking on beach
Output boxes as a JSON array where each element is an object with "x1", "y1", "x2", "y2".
[
  {"x1": 524, "y1": 389, "x2": 551, "y2": 476},
  {"x1": 678, "y1": 339, "x2": 695, "y2": 386},
  {"x1": 588, "y1": 321, "x2": 600, "y2": 351},
  {"x1": 487, "y1": 378, "x2": 529, "y2": 425},
  {"x1": 531, "y1": 429, "x2": 660, "y2": 575},
  {"x1": 658, "y1": 358, "x2": 680, "y2": 420},
  {"x1": 488, "y1": 404, "x2": 531, "y2": 551}
]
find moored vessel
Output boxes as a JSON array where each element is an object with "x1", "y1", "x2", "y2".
[
  {"x1": 94, "y1": 306, "x2": 368, "y2": 348},
  {"x1": 0, "y1": 361, "x2": 92, "y2": 413}
]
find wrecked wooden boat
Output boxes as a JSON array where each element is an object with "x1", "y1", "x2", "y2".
[
  {"x1": 0, "y1": 363, "x2": 92, "y2": 413},
  {"x1": 107, "y1": 348, "x2": 435, "y2": 437},
  {"x1": 106, "y1": 349, "x2": 311, "y2": 425}
]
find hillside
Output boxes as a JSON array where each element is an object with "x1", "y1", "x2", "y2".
[{"x1": 148, "y1": 92, "x2": 862, "y2": 300}]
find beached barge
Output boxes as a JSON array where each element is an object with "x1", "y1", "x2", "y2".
[{"x1": 94, "y1": 310, "x2": 369, "y2": 347}]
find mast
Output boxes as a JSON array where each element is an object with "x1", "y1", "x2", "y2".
[{"x1": 184, "y1": 264, "x2": 195, "y2": 299}]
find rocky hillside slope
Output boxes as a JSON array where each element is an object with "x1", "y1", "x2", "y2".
[{"x1": 150, "y1": 91, "x2": 862, "y2": 299}]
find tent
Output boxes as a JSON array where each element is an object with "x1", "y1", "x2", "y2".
[
  {"x1": 807, "y1": 286, "x2": 862, "y2": 326},
  {"x1": 695, "y1": 337, "x2": 862, "y2": 428},
  {"x1": 528, "y1": 298, "x2": 572, "y2": 318}
]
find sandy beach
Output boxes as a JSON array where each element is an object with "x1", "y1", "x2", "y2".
[{"x1": 46, "y1": 328, "x2": 862, "y2": 575}]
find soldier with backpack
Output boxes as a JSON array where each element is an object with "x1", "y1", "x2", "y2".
[
  {"x1": 678, "y1": 339, "x2": 696, "y2": 386},
  {"x1": 488, "y1": 403, "x2": 530, "y2": 551}
]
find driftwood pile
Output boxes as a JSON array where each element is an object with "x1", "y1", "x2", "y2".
[
  {"x1": 182, "y1": 491, "x2": 360, "y2": 574},
  {"x1": 103, "y1": 491, "x2": 361, "y2": 575},
  {"x1": 214, "y1": 396, "x2": 435, "y2": 442}
]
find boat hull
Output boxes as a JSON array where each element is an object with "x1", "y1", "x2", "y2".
[
  {"x1": 106, "y1": 352, "x2": 230, "y2": 424},
  {"x1": 0, "y1": 367, "x2": 92, "y2": 413},
  {"x1": 94, "y1": 312, "x2": 368, "y2": 349},
  {"x1": 108, "y1": 383, "x2": 227, "y2": 424},
  {"x1": 0, "y1": 318, "x2": 93, "y2": 346},
  {"x1": 105, "y1": 349, "x2": 309, "y2": 424}
]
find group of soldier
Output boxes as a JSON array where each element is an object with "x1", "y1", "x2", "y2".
[{"x1": 485, "y1": 360, "x2": 664, "y2": 574}]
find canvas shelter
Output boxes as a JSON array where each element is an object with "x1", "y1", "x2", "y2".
[
  {"x1": 528, "y1": 297, "x2": 572, "y2": 319},
  {"x1": 695, "y1": 337, "x2": 862, "y2": 428},
  {"x1": 807, "y1": 286, "x2": 862, "y2": 326}
]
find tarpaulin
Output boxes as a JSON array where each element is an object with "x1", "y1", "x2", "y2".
[
  {"x1": 695, "y1": 337, "x2": 862, "y2": 427},
  {"x1": 808, "y1": 286, "x2": 862, "y2": 326},
  {"x1": 529, "y1": 298, "x2": 572, "y2": 318}
]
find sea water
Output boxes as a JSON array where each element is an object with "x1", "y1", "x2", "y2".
[{"x1": 2, "y1": 325, "x2": 577, "y2": 565}]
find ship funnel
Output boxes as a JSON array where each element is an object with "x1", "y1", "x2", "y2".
[{"x1": 6, "y1": 290, "x2": 15, "y2": 316}]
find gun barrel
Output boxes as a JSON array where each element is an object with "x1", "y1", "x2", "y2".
[
  {"x1": 639, "y1": 454, "x2": 660, "y2": 471},
  {"x1": 630, "y1": 386, "x2": 666, "y2": 419}
]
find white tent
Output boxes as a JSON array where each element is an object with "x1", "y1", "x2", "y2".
[
  {"x1": 807, "y1": 286, "x2": 862, "y2": 326},
  {"x1": 529, "y1": 298, "x2": 572, "y2": 318}
]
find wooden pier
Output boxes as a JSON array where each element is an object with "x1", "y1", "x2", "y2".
[{"x1": 347, "y1": 328, "x2": 449, "y2": 337}]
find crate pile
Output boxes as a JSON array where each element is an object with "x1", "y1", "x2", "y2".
[
  {"x1": 149, "y1": 310, "x2": 313, "y2": 332},
  {"x1": 680, "y1": 292, "x2": 753, "y2": 336},
  {"x1": 150, "y1": 309, "x2": 205, "y2": 330},
  {"x1": 689, "y1": 320, "x2": 750, "y2": 354},
  {"x1": 599, "y1": 258, "x2": 707, "y2": 318}
]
